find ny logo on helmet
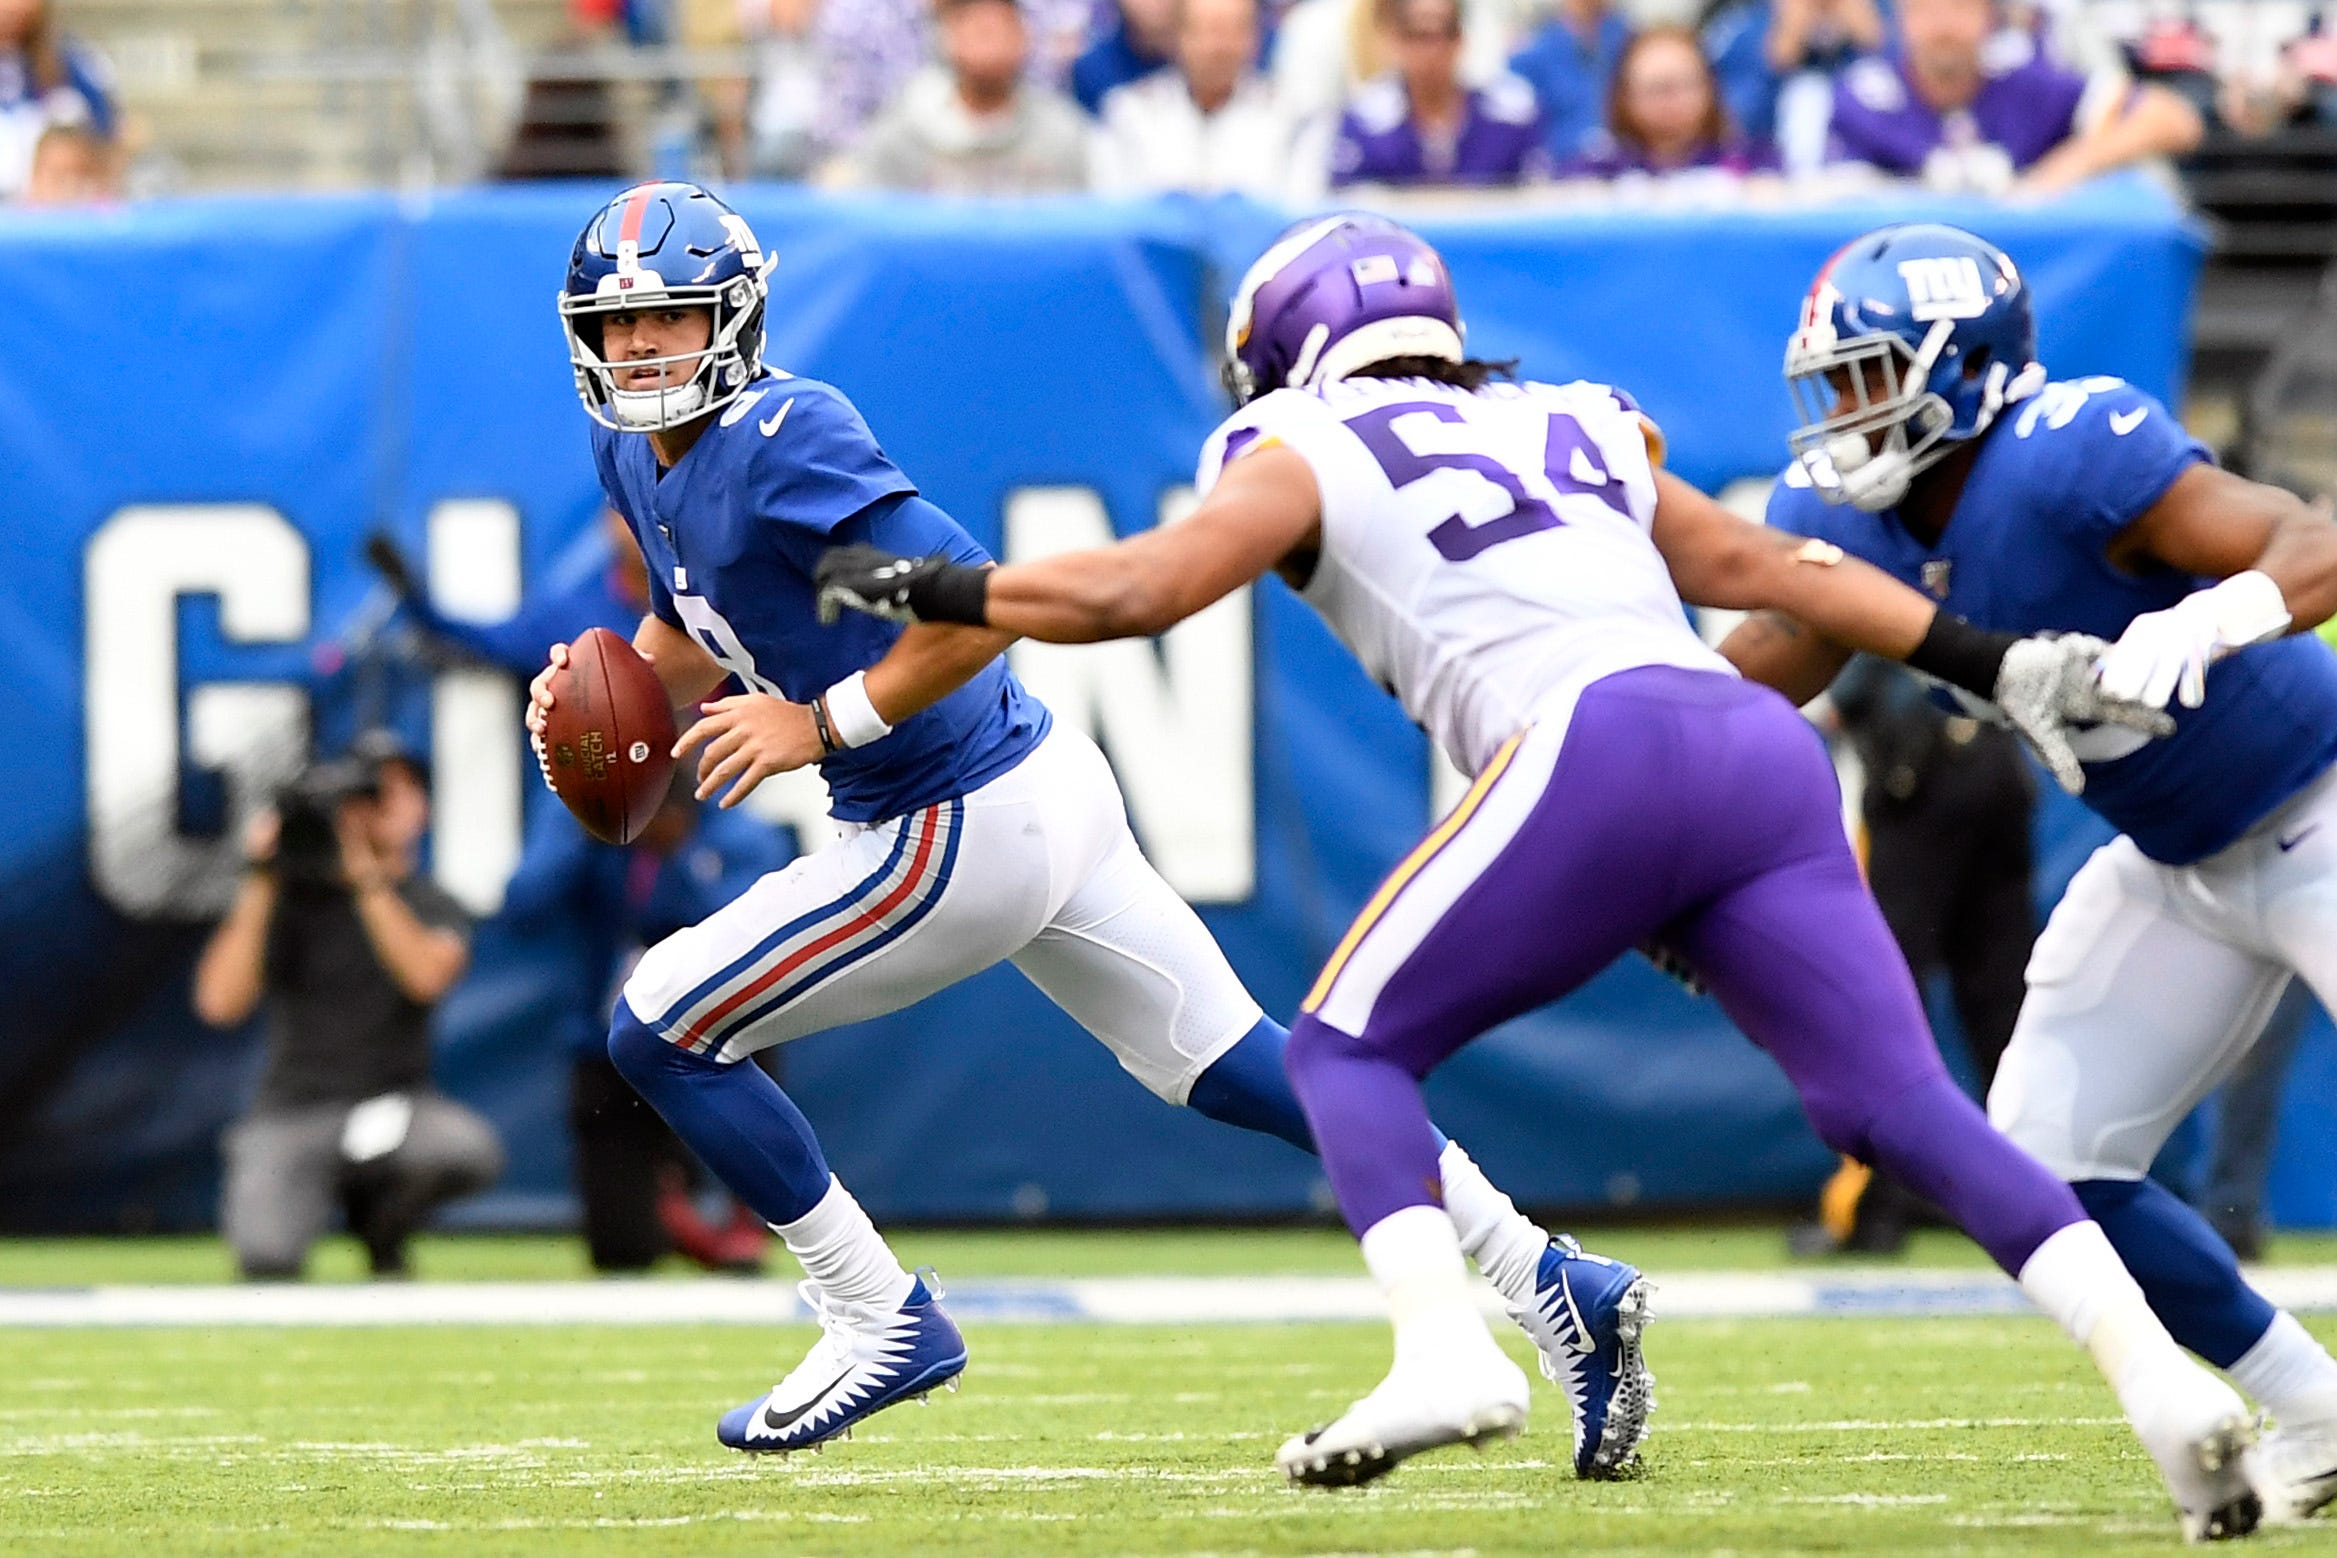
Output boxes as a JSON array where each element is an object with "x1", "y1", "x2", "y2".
[{"x1": 1898, "y1": 256, "x2": 1990, "y2": 323}]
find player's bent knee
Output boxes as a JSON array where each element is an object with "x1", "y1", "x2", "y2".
[{"x1": 607, "y1": 1000, "x2": 699, "y2": 1087}]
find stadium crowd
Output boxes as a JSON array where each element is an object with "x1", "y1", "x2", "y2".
[
  {"x1": 552, "y1": 0, "x2": 2337, "y2": 198},
  {"x1": 11, "y1": 0, "x2": 2336, "y2": 204}
]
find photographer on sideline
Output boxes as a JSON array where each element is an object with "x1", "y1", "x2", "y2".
[{"x1": 193, "y1": 732, "x2": 502, "y2": 1279}]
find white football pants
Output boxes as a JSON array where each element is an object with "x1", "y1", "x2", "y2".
[
  {"x1": 622, "y1": 723, "x2": 1261, "y2": 1101},
  {"x1": 1989, "y1": 760, "x2": 2337, "y2": 1180}
]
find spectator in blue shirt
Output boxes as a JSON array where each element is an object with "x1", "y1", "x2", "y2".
[
  {"x1": 1701, "y1": 0, "x2": 1885, "y2": 161},
  {"x1": 1330, "y1": 0, "x2": 1544, "y2": 186},
  {"x1": 1074, "y1": 0, "x2": 1181, "y2": 112},
  {"x1": 1507, "y1": 0, "x2": 1631, "y2": 163},
  {"x1": 0, "y1": 0, "x2": 116, "y2": 202}
]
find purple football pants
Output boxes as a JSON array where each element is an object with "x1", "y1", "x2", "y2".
[{"x1": 1287, "y1": 665, "x2": 2083, "y2": 1277}]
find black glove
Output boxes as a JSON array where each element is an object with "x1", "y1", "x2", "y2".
[{"x1": 815, "y1": 544, "x2": 990, "y2": 626}]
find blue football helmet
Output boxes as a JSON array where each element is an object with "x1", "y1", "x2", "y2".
[
  {"x1": 1784, "y1": 223, "x2": 2045, "y2": 510},
  {"x1": 560, "y1": 181, "x2": 776, "y2": 432}
]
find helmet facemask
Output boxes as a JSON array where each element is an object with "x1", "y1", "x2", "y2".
[
  {"x1": 561, "y1": 263, "x2": 774, "y2": 433},
  {"x1": 1785, "y1": 320, "x2": 1961, "y2": 512}
]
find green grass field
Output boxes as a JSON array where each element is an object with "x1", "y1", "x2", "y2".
[{"x1": 4, "y1": 1231, "x2": 2335, "y2": 1556}]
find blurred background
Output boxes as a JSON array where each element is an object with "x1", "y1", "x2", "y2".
[{"x1": 2, "y1": 0, "x2": 2333, "y2": 1275}]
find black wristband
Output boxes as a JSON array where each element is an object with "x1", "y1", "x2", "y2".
[
  {"x1": 809, "y1": 695, "x2": 839, "y2": 756},
  {"x1": 1904, "y1": 612, "x2": 2020, "y2": 698},
  {"x1": 907, "y1": 563, "x2": 991, "y2": 627}
]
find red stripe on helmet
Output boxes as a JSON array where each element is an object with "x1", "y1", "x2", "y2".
[{"x1": 616, "y1": 185, "x2": 654, "y2": 249}]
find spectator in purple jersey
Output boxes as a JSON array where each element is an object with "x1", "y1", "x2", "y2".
[
  {"x1": 1328, "y1": 0, "x2": 1544, "y2": 187},
  {"x1": 1564, "y1": 26, "x2": 1779, "y2": 178},
  {"x1": 1826, "y1": 0, "x2": 2199, "y2": 195}
]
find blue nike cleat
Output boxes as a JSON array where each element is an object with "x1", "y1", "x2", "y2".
[
  {"x1": 718, "y1": 1269, "x2": 967, "y2": 1455},
  {"x1": 1508, "y1": 1236, "x2": 1655, "y2": 1478}
]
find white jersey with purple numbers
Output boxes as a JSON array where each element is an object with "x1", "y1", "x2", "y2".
[{"x1": 1197, "y1": 376, "x2": 1730, "y2": 778}]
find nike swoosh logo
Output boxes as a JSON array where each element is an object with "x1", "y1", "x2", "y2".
[
  {"x1": 762, "y1": 1368, "x2": 855, "y2": 1432},
  {"x1": 760, "y1": 398, "x2": 795, "y2": 438},
  {"x1": 2109, "y1": 408, "x2": 2148, "y2": 436},
  {"x1": 2279, "y1": 823, "x2": 2320, "y2": 852},
  {"x1": 1557, "y1": 1271, "x2": 1598, "y2": 1357}
]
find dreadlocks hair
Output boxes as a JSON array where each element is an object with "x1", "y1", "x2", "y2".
[{"x1": 1348, "y1": 355, "x2": 1520, "y2": 391}]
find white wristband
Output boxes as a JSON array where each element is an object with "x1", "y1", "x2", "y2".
[
  {"x1": 822, "y1": 671, "x2": 893, "y2": 749},
  {"x1": 2200, "y1": 569, "x2": 2291, "y2": 652}
]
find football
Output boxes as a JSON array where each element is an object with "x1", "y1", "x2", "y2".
[{"x1": 539, "y1": 626, "x2": 678, "y2": 846}]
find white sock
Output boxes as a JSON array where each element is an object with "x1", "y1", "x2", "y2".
[
  {"x1": 2230, "y1": 1310, "x2": 2337, "y2": 1426},
  {"x1": 1439, "y1": 1140, "x2": 1552, "y2": 1306},
  {"x1": 1361, "y1": 1203, "x2": 1484, "y2": 1361},
  {"x1": 2019, "y1": 1220, "x2": 2194, "y2": 1414},
  {"x1": 772, "y1": 1176, "x2": 915, "y2": 1312}
]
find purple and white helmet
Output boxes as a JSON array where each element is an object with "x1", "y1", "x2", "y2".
[{"x1": 1224, "y1": 215, "x2": 1465, "y2": 406}]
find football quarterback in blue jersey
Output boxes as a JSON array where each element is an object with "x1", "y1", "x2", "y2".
[
  {"x1": 524, "y1": 182, "x2": 1656, "y2": 1473},
  {"x1": 1726, "y1": 222, "x2": 2337, "y2": 1525}
]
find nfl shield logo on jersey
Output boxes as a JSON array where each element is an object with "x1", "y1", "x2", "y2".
[{"x1": 1921, "y1": 559, "x2": 1953, "y2": 599}]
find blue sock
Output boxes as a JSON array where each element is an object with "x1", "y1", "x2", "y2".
[
  {"x1": 1188, "y1": 1017, "x2": 1318, "y2": 1153},
  {"x1": 607, "y1": 1001, "x2": 833, "y2": 1227},
  {"x1": 1188, "y1": 1016, "x2": 1457, "y2": 1160},
  {"x1": 2074, "y1": 1176, "x2": 2276, "y2": 1369}
]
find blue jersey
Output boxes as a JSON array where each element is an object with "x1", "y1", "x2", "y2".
[
  {"x1": 1769, "y1": 375, "x2": 2337, "y2": 865},
  {"x1": 590, "y1": 373, "x2": 1048, "y2": 824}
]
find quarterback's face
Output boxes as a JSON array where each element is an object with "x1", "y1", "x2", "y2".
[{"x1": 601, "y1": 304, "x2": 714, "y2": 393}]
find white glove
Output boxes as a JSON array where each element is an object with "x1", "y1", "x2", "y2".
[
  {"x1": 2095, "y1": 571, "x2": 2291, "y2": 711},
  {"x1": 1993, "y1": 633, "x2": 2176, "y2": 795}
]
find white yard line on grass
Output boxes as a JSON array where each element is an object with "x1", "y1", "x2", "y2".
[{"x1": 3, "y1": 1267, "x2": 2336, "y2": 1328}]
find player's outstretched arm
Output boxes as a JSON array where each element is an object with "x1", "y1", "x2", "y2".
[
  {"x1": 2097, "y1": 466, "x2": 2337, "y2": 708},
  {"x1": 1716, "y1": 610, "x2": 1855, "y2": 708},
  {"x1": 1661, "y1": 472, "x2": 2170, "y2": 792},
  {"x1": 815, "y1": 445, "x2": 1322, "y2": 642},
  {"x1": 1653, "y1": 470, "x2": 1940, "y2": 654}
]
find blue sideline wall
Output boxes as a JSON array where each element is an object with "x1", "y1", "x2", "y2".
[{"x1": 6, "y1": 178, "x2": 2320, "y2": 1233}]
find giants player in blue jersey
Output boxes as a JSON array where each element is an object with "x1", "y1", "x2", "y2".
[
  {"x1": 817, "y1": 214, "x2": 2274, "y2": 1539},
  {"x1": 1730, "y1": 222, "x2": 2337, "y2": 1525},
  {"x1": 523, "y1": 182, "x2": 1658, "y2": 1474}
]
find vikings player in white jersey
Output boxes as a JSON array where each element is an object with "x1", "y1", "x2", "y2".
[{"x1": 816, "y1": 215, "x2": 2278, "y2": 1539}]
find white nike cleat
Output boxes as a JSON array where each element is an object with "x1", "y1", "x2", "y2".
[
  {"x1": 2254, "y1": 1417, "x2": 2337, "y2": 1524},
  {"x1": 1277, "y1": 1318, "x2": 1530, "y2": 1488},
  {"x1": 2127, "y1": 1359, "x2": 2262, "y2": 1542}
]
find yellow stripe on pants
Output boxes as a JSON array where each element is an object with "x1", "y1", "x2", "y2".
[{"x1": 1301, "y1": 729, "x2": 1527, "y2": 1016}]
